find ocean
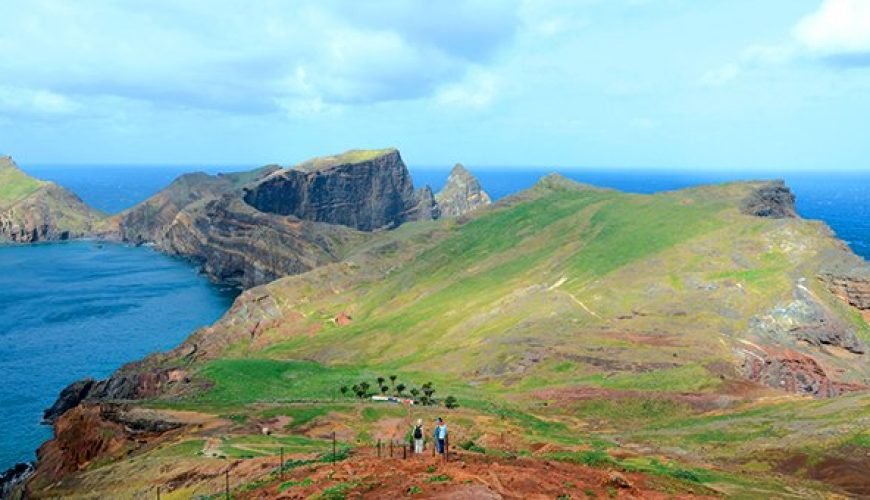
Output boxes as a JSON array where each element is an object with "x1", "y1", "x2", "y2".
[{"x1": 1, "y1": 164, "x2": 867, "y2": 472}]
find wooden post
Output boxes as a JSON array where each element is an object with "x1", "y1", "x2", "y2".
[
  {"x1": 280, "y1": 447, "x2": 284, "y2": 481},
  {"x1": 390, "y1": 440, "x2": 393, "y2": 458},
  {"x1": 332, "y1": 432, "x2": 337, "y2": 465},
  {"x1": 444, "y1": 435, "x2": 449, "y2": 463},
  {"x1": 377, "y1": 439, "x2": 381, "y2": 458},
  {"x1": 403, "y1": 443, "x2": 407, "y2": 460},
  {"x1": 225, "y1": 470, "x2": 230, "y2": 499},
  {"x1": 157, "y1": 486, "x2": 161, "y2": 500}
]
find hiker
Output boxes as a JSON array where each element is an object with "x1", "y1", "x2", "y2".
[
  {"x1": 413, "y1": 419, "x2": 424, "y2": 454},
  {"x1": 434, "y1": 417, "x2": 448, "y2": 454}
]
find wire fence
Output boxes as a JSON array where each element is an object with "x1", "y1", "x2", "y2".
[{"x1": 147, "y1": 428, "x2": 458, "y2": 499}]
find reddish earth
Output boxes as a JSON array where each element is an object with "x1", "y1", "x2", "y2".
[
  {"x1": 31, "y1": 405, "x2": 130, "y2": 485},
  {"x1": 806, "y1": 450, "x2": 870, "y2": 498},
  {"x1": 775, "y1": 449, "x2": 870, "y2": 498},
  {"x1": 239, "y1": 451, "x2": 718, "y2": 499},
  {"x1": 335, "y1": 312, "x2": 353, "y2": 326},
  {"x1": 743, "y1": 346, "x2": 866, "y2": 397}
]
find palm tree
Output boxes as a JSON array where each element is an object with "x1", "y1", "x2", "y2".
[
  {"x1": 410, "y1": 387, "x2": 420, "y2": 399},
  {"x1": 396, "y1": 383, "x2": 406, "y2": 396},
  {"x1": 380, "y1": 385, "x2": 389, "y2": 395},
  {"x1": 377, "y1": 376, "x2": 385, "y2": 387},
  {"x1": 359, "y1": 381, "x2": 371, "y2": 397},
  {"x1": 340, "y1": 386, "x2": 349, "y2": 397}
]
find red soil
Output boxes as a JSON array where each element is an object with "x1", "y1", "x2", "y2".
[{"x1": 240, "y1": 450, "x2": 718, "y2": 499}]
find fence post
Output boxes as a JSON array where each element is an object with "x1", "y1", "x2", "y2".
[
  {"x1": 225, "y1": 470, "x2": 230, "y2": 499},
  {"x1": 390, "y1": 440, "x2": 393, "y2": 458},
  {"x1": 377, "y1": 439, "x2": 381, "y2": 458},
  {"x1": 332, "y1": 432, "x2": 337, "y2": 466},
  {"x1": 157, "y1": 486, "x2": 160, "y2": 500},
  {"x1": 444, "y1": 435, "x2": 449, "y2": 463},
  {"x1": 403, "y1": 443, "x2": 407, "y2": 460},
  {"x1": 280, "y1": 447, "x2": 284, "y2": 481}
]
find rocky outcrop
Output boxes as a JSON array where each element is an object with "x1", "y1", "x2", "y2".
[
  {"x1": 243, "y1": 149, "x2": 437, "y2": 231},
  {"x1": 740, "y1": 180, "x2": 796, "y2": 218},
  {"x1": 435, "y1": 163, "x2": 492, "y2": 217},
  {"x1": 749, "y1": 284, "x2": 866, "y2": 355},
  {"x1": 109, "y1": 166, "x2": 279, "y2": 243},
  {"x1": 742, "y1": 346, "x2": 865, "y2": 397},
  {"x1": 0, "y1": 462, "x2": 33, "y2": 499},
  {"x1": 44, "y1": 366, "x2": 193, "y2": 424},
  {"x1": 31, "y1": 404, "x2": 184, "y2": 491},
  {"x1": 0, "y1": 156, "x2": 100, "y2": 243},
  {"x1": 819, "y1": 251, "x2": 870, "y2": 311},
  {"x1": 159, "y1": 195, "x2": 366, "y2": 288}
]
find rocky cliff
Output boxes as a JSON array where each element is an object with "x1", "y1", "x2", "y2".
[
  {"x1": 435, "y1": 163, "x2": 492, "y2": 217},
  {"x1": 242, "y1": 149, "x2": 437, "y2": 231},
  {"x1": 106, "y1": 165, "x2": 280, "y2": 243},
  {"x1": 110, "y1": 149, "x2": 440, "y2": 289},
  {"x1": 740, "y1": 179, "x2": 797, "y2": 218},
  {"x1": 158, "y1": 195, "x2": 367, "y2": 288},
  {"x1": 0, "y1": 156, "x2": 100, "y2": 243}
]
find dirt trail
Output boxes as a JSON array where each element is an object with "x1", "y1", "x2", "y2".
[{"x1": 238, "y1": 449, "x2": 718, "y2": 499}]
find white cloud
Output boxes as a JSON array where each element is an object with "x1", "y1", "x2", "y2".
[
  {"x1": 794, "y1": 0, "x2": 870, "y2": 54},
  {"x1": 0, "y1": 1, "x2": 520, "y2": 117},
  {"x1": 434, "y1": 69, "x2": 499, "y2": 109},
  {"x1": 0, "y1": 86, "x2": 80, "y2": 116}
]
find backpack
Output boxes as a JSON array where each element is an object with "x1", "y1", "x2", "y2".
[{"x1": 414, "y1": 425, "x2": 423, "y2": 439}]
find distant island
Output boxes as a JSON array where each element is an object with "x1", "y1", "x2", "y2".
[{"x1": 2, "y1": 149, "x2": 869, "y2": 498}]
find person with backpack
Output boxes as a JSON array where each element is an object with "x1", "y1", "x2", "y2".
[
  {"x1": 413, "y1": 419, "x2": 424, "y2": 454},
  {"x1": 434, "y1": 417, "x2": 448, "y2": 454}
]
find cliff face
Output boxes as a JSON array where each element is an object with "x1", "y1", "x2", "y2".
[
  {"x1": 242, "y1": 149, "x2": 436, "y2": 231},
  {"x1": 158, "y1": 195, "x2": 367, "y2": 288},
  {"x1": 435, "y1": 163, "x2": 492, "y2": 217},
  {"x1": 110, "y1": 149, "x2": 439, "y2": 289},
  {"x1": 0, "y1": 156, "x2": 100, "y2": 243}
]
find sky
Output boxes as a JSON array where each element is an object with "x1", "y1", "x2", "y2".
[{"x1": 0, "y1": 0, "x2": 868, "y2": 170}]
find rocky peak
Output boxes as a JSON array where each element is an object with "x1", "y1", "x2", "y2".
[
  {"x1": 740, "y1": 180, "x2": 796, "y2": 218},
  {"x1": 0, "y1": 155, "x2": 18, "y2": 170},
  {"x1": 434, "y1": 163, "x2": 492, "y2": 217},
  {"x1": 243, "y1": 148, "x2": 436, "y2": 231}
]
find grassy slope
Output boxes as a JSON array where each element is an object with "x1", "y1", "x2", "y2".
[
  {"x1": 50, "y1": 178, "x2": 869, "y2": 497},
  {"x1": 0, "y1": 162, "x2": 45, "y2": 207},
  {"x1": 296, "y1": 148, "x2": 397, "y2": 172}
]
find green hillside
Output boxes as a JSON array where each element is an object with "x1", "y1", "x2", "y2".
[
  {"x1": 0, "y1": 157, "x2": 45, "y2": 207},
  {"x1": 29, "y1": 176, "x2": 870, "y2": 498}
]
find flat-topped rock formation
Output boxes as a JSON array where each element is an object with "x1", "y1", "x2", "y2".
[{"x1": 242, "y1": 148, "x2": 437, "y2": 231}]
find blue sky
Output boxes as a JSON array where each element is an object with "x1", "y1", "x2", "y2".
[{"x1": 0, "y1": 0, "x2": 868, "y2": 170}]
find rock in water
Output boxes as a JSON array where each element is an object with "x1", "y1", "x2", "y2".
[
  {"x1": 243, "y1": 148, "x2": 436, "y2": 230},
  {"x1": 435, "y1": 163, "x2": 492, "y2": 217},
  {"x1": 0, "y1": 462, "x2": 34, "y2": 499},
  {"x1": 0, "y1": 156, "x2": 100, "y2": 243}
]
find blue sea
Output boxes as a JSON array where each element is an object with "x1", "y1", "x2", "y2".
[{"x1": 1, "y1": 164, "x2": 868, "y2": 472}]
